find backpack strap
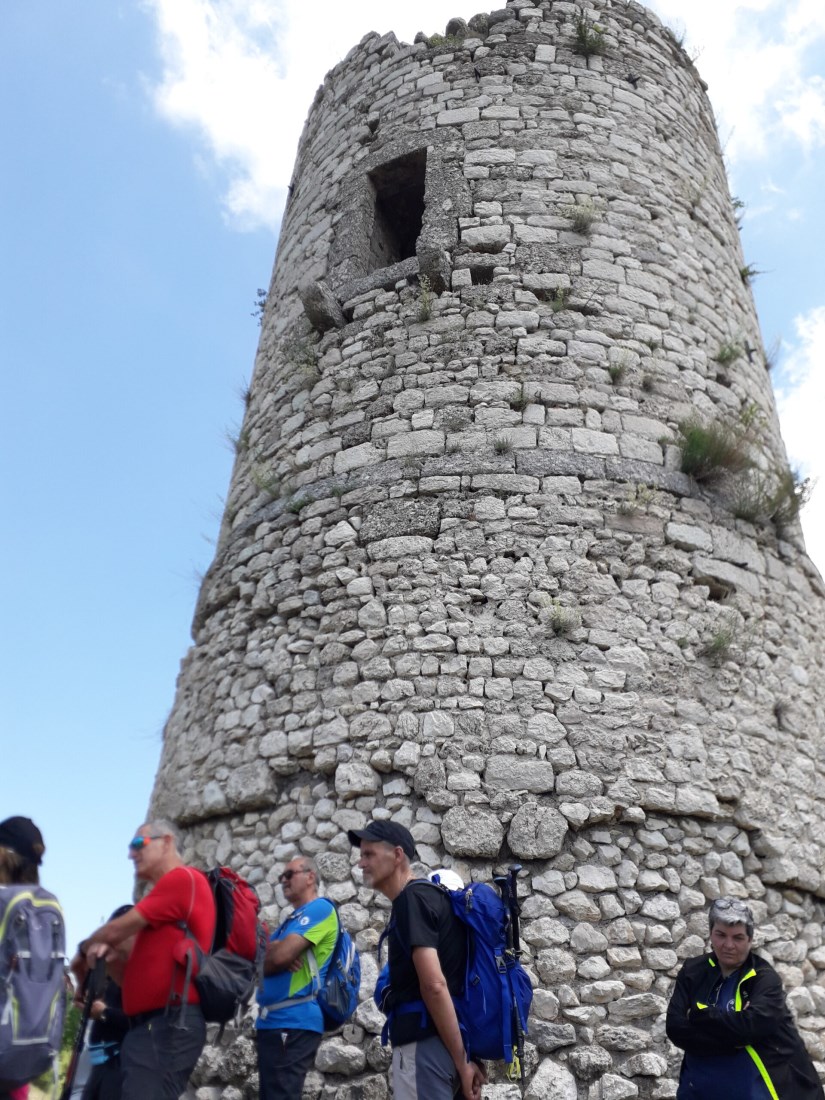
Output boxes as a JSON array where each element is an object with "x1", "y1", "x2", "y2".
[{"x1": 258, "y1": 899, "x2": 337, "y2": 1019}]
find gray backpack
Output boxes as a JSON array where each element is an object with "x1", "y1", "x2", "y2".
[{"x1": 0, "y1": 884, "x2": 66, "y2": 1089}]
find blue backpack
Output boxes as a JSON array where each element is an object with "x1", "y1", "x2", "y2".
[
  {"x1": 262, "y1": 900, "x2": 360, "y2": 1031},
  {"x1": 376, "y1": 880, "x2": 533, "y2": 1065}
]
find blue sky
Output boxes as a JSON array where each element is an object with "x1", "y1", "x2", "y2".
[{"x1": 2, "y1": 0, "x2": 824, "y2": 951}]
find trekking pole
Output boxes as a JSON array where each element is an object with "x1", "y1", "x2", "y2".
[
  {"x1": 59, "y1": 956, "x2": 106, "y2": 1100},
  {"x1": 494, "y1": 866, "x2": 527, "y2": 1086},
  {"x1": 506, "y1": 865, "x2": 527, "y2": 1090},
  {"x1": 506, "y1": 864, "x2": 523, "y2": 960}
]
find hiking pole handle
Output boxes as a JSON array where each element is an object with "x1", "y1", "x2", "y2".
[
  {"x1": 494, "y1": 875, "x2": 515, "y2": 953},
  {"x1": 507, "y1": 865, "x2": 523, "y2": 959},
  {"x1": 59, "y1": 957, "x2": 106, "y2": 1100}
]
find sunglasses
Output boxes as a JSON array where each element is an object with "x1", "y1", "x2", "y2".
[
  {"x1": 279, "y1": 868, "x2": 310, "y2": 883},
  {"x1": 128, "y1": 835, "x2": 164, "y2": 851},
  {"x1": 713, "y1": 898, "x2": 750, "y2": 913}
]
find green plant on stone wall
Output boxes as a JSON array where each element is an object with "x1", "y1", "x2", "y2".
[
  {"x1": 251, "y1": 465, "x2": 281, "y2": 499},
  {"x1": 286, "y1": 494, "x2": 314, "y2": 514},
  {"x1": 676, "y1": 415, "x2": 756, "y2": 483},
  {"x1": 509, "y1": 386, "x2": 528, "y2": 412},
  {"x1": 566, "y1": 196, "x2": 599, "y2": 235},
  {"x1": 573, "y1": 10, "x2": 606, "y2": 58},
  {"x1": 418, "y1": 274, "x2": 434, "y2": 321},
  {"x1": 617, "y1": 483, "x2": 655, "y2": 515},
  {"x1": 740, "y1": 263, "x2": 763, "y2": 286},
  {"x1": 550, "y1": 286, "x2": 570, "y2": 312},
  {"x1": 733, "y1": 466, "x2": 813, "y2": 528},
  {"x1": 251, "y1": 287, "x2": 267, "y2": 326},
  {"x1": 608, "y1": 351, "x2": 633, "y2": 385},
  {"x1": 546, "y1": 599, "x2": 582, "y2": 637},
  {"x1": 698, "y1": 613, "x2": 740, "y2": 663},
  {"x1": 282, "y1": 328, "x2": 319, "y2": 371},
  {"x1": 494, "y1": 433, "x2": 514, "y2": 455},
  {"x1": 713, "y1": 341, "x2": 743, "y2": 367},
  {"x1": 427, "y1": 33, "x2": 466, "y2": 50}
]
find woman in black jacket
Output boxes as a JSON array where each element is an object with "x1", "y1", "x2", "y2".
[{"x1": 666, "y1": 897, "x2": 823, "y2": 1099}]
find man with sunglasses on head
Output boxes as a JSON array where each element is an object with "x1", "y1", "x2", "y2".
[
  {"x1": 666, "y1": 896, "x2": 823, "y2": 1099},
  {"x1": 77, "y1": 821, "x2": 216, "y2": 1100},
  {"x1": 255, "y1": 856, "x2": 339, "y2": 1100}
]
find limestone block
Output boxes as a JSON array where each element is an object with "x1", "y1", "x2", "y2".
[
  {"x1": 692, "y1": 555, "x2": 761, "y2": 597},
  {"x1": 437, "y1": 106, "x2": 480, "y2": 125},
  {"x1": 360, "y1": 499, "x2": 440, "y2": 541},
  {"x1": 386, "y1": 430, "x2": 444, "y2": 458},
  {"x1": 577, "y1": 865, "x2": 618, "y2": 892},
  {"x1": 300, "y1": 279, "x2": 345, "y2": 331},
  {"x1": 485, "y1": 755, "x2": 554, "y2": 792},
  {"x1": 226, "y1": 763, "x2": 270, "y2": 810},
  {"x1": 666, "y1": 522, "x2": 712, "y2": 553},
  {"x1": 555, "y1": 891, "x2": 601, "y2": 921},
  {"x1": 441, "y1": 805, "x2": 504, "y2": 857},
  {"x1": 316, "y1": 1038, "x2": 368, "y2": 1075},
  {"x1": 334, "y1": 762, "x2": 380, "y2": 800},
  {"x1": 367, "y1": 536, "x2": 434, "y2": 561},
  {"x1": 508, "y1": 802, "x2": 568, "y2": 858},
  {"x1": 607, "y1": 993, "x2": 667, "y2": 1020},
  {"x1": 325, "y1": 520, "x2": 359, "y2": 547},
  {"x1": 524, "y1": 1057, "x2": 577, "y2": 1100},
  {"x1": 495, "y1": 310, "x2": 540, "y2": 331},
  {"x1": 622, "y1": 1053, "x2": 668, "y2": 1076},
  {"x1": 358, "y1": 600, "x2": 387, "y2": 630},
  {"x1": 461, "y1": 225, "x2": 512, "y2": 251},
  {"x1": 572, "y1": 428, "x2": 620, "y2": 456},
  {"x1": 591, "y1": 1076, "x2": 638, "y2": 1099},
  {"x1": 333, "y1": 442, "x2": 382, "y2": 474}
]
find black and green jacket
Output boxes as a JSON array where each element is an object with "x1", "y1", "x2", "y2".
[{"x1": 666, "y1": 950, "x2": 823, "y2": 1099}]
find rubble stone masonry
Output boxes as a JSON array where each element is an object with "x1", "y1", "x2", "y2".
[{"x1": 151, "y1": 1, "x2": 825, "y2": 1096}]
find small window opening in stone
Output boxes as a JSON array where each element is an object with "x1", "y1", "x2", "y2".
[
  {"x1": 470, "y1": 266, "x2": 494, "y2": 285},
  {"x1": 367, "y1": 150, "x2": 426, "y2": 272}
]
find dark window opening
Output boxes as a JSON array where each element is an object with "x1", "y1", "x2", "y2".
[
  {"x1": 367, "y1": 151, "x2": 426, "y2": 272},
  {"x1": 470, "y1": 266, "x2": 495, "y2": 285}
]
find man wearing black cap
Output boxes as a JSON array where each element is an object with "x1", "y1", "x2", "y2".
[{"x1": 348, "y1": 821, "x2": 485, "y2": 1100}]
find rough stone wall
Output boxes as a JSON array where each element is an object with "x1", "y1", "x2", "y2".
[{"x1": 153, "y1": 2, "x2": 825, "y2": 1098}]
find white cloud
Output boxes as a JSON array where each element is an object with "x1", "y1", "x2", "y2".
[
  {"x1": 777, "y1": 77, "x2": 825, "y2": 148},
  {"x1": 775, "y1": 307, "x2": 825, "y2": 574},
  {"x1": 647, "y1": 0, "x2": 825, "y2": 164},
  {"x1": 142, "y1": 0, "x2": 481, "y2": 230}
]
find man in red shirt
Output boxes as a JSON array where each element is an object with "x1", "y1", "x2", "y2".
[{"x1": 81, "y1": 820, "x2": 215, "y2": 1100}]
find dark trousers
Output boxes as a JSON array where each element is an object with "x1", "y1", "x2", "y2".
[
  {"x1": 82, "y1": 1056, "x2": 122, "y2": 1100},
  {"x1": 256, "y1": 1028, "x2": 323, "y2": 1100},
  {"x1": 120, "y1": 1007, "x2": 206, "y2": 1100}
]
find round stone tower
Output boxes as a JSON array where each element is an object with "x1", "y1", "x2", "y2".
[{"x1": 152, "y1": 1, "x2": 825, "y2": 1096}]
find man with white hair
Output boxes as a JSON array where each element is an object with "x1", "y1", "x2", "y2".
[
  {"x1": 80, "y1": 820, "x2": 216, "y2": 1100},
  {"x1": 666, "y1": 896, "x2": 823, "y2": 1099}
]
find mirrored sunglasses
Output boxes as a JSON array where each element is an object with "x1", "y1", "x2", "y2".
[{"x1": 128, "y1": 834, "x2": 164, "y2": 851}]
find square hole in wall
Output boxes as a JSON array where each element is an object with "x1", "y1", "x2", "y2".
[{"x1": 367, "y1": 150, "x2": 427, "y2": 272}]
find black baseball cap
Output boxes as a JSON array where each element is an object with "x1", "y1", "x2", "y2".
[
  {"x1": 0, "y1": 816, "x2": 45, "y2": 865},
  {"x1": 348, "y1": 820, "x2": 416, "y2": 861}
]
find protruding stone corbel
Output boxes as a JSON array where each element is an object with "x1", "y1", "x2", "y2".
[{"x1": 299, "y1": 279, "x2": 346, "y2": 331}]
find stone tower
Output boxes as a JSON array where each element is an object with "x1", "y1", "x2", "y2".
[{"x1": 152, "y1": 1, "x2": 825, "y2": 1096}]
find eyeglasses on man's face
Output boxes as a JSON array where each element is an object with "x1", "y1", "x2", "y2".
[
  {"x1": 128, "y1": 835, "x2": 164, "y2": 851},
  {"x1": 279, "y1": 868, "x2": 310, "y2": 883}
]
